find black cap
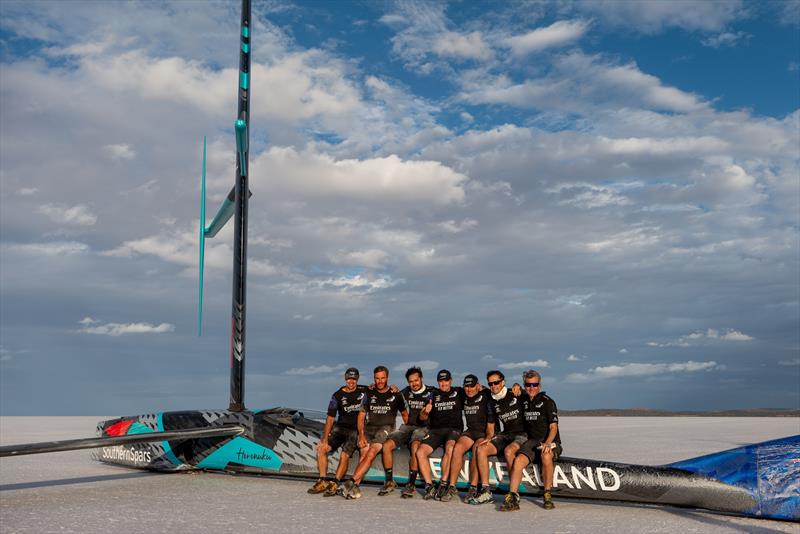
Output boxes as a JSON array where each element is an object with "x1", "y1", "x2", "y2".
[
  {"x1": 344, "y1": 367, "x2": 359, "y2": 379},
  {"x1": 463, "y1": 374, "x2": 478, "y2": 387},
  {"x1": 437, "y1": 369, "x2": 452, "y2": 381}
]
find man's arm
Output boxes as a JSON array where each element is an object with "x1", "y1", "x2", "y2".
[
  {"x1": 357, "y1": 411, "x2": 368, "y2": 448},
  {"x1": 542, "y1": 398, "x2": 559, "y2": 447},
  {"x1": 321, "y1": 415, "x2": 335, "y2": 442},
  {"x1": 400, "y1": 409, "x2": 409, "y2": 425}
]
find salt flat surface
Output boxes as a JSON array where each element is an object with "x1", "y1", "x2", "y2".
[{"x1": 1, "y1": 416, "x2": 798, "y2": 533}]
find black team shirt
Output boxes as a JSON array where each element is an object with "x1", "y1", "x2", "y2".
[
  {"x1": 361, "y1": 389, "x2": 406, "y2": 428},
  {"x1": 326, "y1": 385, "x2": 367, "y2": 430},
  {"x1": 522, "y1": 391, "x2": 561, "y2": 444},
  {"x1": 463, "y1": 391, "x2": 493, "y2": 432},
  {"x1": 429, "y1": 387, "x2": 465, "y2": 430},
  {"x1": 401, "y1": 385, "x2": 432, "y2": 427},
  {"x1": 490, "y1": 388, "x2": 525, "y2": 434}
]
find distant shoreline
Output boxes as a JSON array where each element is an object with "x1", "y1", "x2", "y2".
[{"x1": 560, "y1": 408, "x2": 800, "y2": 417}]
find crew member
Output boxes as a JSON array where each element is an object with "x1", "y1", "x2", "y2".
[
  {"x1": 440, "y1": 374, "x2": 494, "y2": 502},
  {"x1": 502, "y1": 370, "x2": 562, "y2": 511},
  {"x1": 416, "y1": 369, "x2": 464, "y2": 500},
  {"x1": 342, "y1": 366, "x2": 408, "y2": 499},
  {"x1": 378, "y1": 367, "x2": 431, "y2": 498},
  {"x1": 308, "y1": 367, "x2": 367, "y2": 496},
  {"x1": 467, "y1": 370, "x2": 526, "y2": 505}
]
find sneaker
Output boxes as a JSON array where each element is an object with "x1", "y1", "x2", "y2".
[
  {"x1": 378, "y1": 480, "x2": 398, "y2": 496},
  {"x1": 468, "y1": 487, "x2": 493, "y2": 505},
  {"x1": 322, "y1": 481, "x2": 340, "y2": 497},
  {"x1": 307, "y1": 479, "x2": 329, "y2": 494},
  {"x1": 344, "y1": 480, "x2": 362, "y2": 500},
  {"x1": 341, "y1": 479, "x2": 354, "y2": 499},
  {"x1": 423, "y1": 484, "x2": 437, "y2": 500},
  {"x1": 401, "y1": 482, "x2": 416, "y2": 499},
  {"x1": 463, "y1": 485, "x2": 478, "y2": 503},
  {"x1": 500, "y1": 492, "x2": 520, "y2": 512},
  {"x1": 543, "y1": 490, "x2": 554, "y2": 510},
  {"x1": 434, "y1": 483, "x2": 448, "y2": 501},
  {"x1": 439, "y1": 485, "x2": 458, "y2": 502}
]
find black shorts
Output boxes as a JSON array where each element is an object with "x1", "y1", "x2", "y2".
[
  {"x1": 459, "y1": 429, "x2": 485, "y2": 442},
  {"x1": 365, "y1": 425, "x2": 393, "y2": 445},
  {"x1": 489, "y1": 432, "x2": 527, "y2": 452},
  {"x1": 328, "y1": 426, "x2": 358, "y2": 456},
  {"x1": 421, "y1": 428, "x2": 460, "y2": 450},
  {"x1": 518, "y1": 438, "x2": 562, "y2": 464},
  {"x1": 388, "y1": 424, "x2": 427, "y2": 446}
]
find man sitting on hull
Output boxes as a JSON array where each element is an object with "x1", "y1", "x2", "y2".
[
  {"x1": 467, "y1": 370, "x2": 527, "y2": 505},
  {"x1": 416, "y1": 369, "x2": 464, "y2": 500},
  {"x1": 342, "y1": 365, "x2": 408, "y2": 499},
  {"x1": 308, "y1": 367, "x2": 367, "y2": 496},
  {"x1": 440, "y1": 373, "x2": 494, "y2": 502},
  {"x1": 377, "y1": 366, "x2": 431, "y2": 498},
  {"x1": 502, "y1": 369, "x2": 562, "y2": 511}
]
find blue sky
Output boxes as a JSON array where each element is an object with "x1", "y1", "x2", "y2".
[{"x1": 1, "y1": 0, "x2": 798, "y2": 415}]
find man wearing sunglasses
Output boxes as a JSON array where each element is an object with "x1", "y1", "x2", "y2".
[
  {"x1": 501, "y1": 369, "x2": 562, "y2": 512},
  {"x1": 467, "y1": 370, "x2": 527, "y2": 505}
]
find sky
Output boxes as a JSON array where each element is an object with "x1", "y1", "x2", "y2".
[{"x1": 0, "y1": 0, "x2": 798, "y2": 415}]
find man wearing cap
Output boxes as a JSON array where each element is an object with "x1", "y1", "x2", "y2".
[
  {"x1": 378, "y1": 366, "x2": 431, "y2": 498},
  {"x1": 439, "y1": 373, "x2": 494, "y2": 502},
  {"x1": 308, "y1": 367, "x2": 367, "y2": 496},
  {"x1": 501, "y1": 370, "x2": 562, "y2": 511},
  {"x1": 342, "y1": 366, "x2": 408, "y2": 499},
  {"x1": 467, "y1": 370, "x2": 527, "y2": 505},
  {"x1": 415, "y1": 369, "x2": 465, "y2": 500}
]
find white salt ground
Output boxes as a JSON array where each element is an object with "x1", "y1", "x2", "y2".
[{"x1": 1, "y1": 416, "x2": 798, "y2": 533}]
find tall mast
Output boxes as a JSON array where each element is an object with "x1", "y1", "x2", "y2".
[{"x1": 229, "y1": 0, "x2": 251, "y2": 411}]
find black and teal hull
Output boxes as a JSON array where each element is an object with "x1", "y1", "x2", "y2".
[{"x1": 92, "y1": 408, "x2": 799, "y2": 521}]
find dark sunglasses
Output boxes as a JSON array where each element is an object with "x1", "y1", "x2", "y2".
[
  {"x1": 487, "y1": 379, "x2": 503, "y2": 386},
  {"x1": 524, "y1": 382, "x2": 540, "y2": 388}
]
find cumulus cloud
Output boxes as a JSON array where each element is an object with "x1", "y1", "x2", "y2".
[
  {"x1": 432, "y1": 31, "x2": 492, "y2": 61},
  {"x1": 5, "y1": 241, "x2": 89, "y2": 256},
  {"x1": 505, "y1": 20, "x2": 589, "y2": 56},
  {"x1": 701, "y1": 31, "x2": 751, "y2": 48},
  {"x1": 104, "y1": 143, "x2": 136, "y2": 160},
  {"x1": 77, "y1": 318, "x2": 175, "y2": 336},
  {"x1": 567, "y1": 361, "x2": 719, "y2": 382},
  {"x1": 15, "y1": 187, "x2": 38, "y2": 196},
  {"x1": 572, "y1": 1, "x2": 744, "y2": 33},
  {"x1": 499, "y1": 359, "x2": 549, "y2": 369},
  {"x1": 283, "y1": 363, "x2": 349, "y2": 375},
  {"x1": 648, "y1": 328, "x2": 754, "y2": 347},
  {"x1": 392, "y1": 360, "x2": 439, "y2": 372},
  {"x1": 38, "y1": 204, "x2": 97, "y2": 226},
  {"x1": 567, "y1": 354, "x2": 583, "y2": 361},
  {"x1": 252, "y1": 147, "x2": 467, "y2": 206}
]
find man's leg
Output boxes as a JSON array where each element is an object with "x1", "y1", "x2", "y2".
[
  {"x1": 401, "y1": 439, "x2": 423, "y2": 498},
  {"x1": 469, "y1": 442, "x2": 480, "y2": 486},
  {"x1": 468, "y1": 441, "x2": 498, "y2": 504},
  {"x1": 342, "y1": 442, "x2": 382, "y2": 499},
  {"x1": 352, "y1": 443, "x2": 382, "y2": 484},
  {"x1": 334, "y1": 452, "x2": 350, "y2": 481},
  {"x1": 415, "y1": 444, "x2": 435, "y2": 485},
  {"x1": 308, "y1": 442, "x2": 333, "y2": 493},
  {"x1": 503, "y1": 442, "x2": 520, "y2": 474},
  {"x1": 378, "y1": 438, "x2": 398, "y2": 495},
  {"x1": 447, "y1": 436, "x2": 474, "y2": 487},
  {"x1": 541, "y1": 446, "x2": 555, "y2": 509},
  {"x1": 500, "y1": 454, "x2": 529, "y2": 512}
]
